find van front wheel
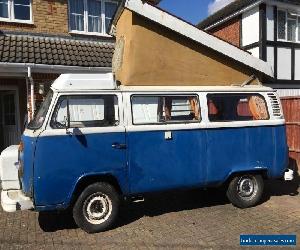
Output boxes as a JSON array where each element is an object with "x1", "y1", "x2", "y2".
[
  {"x1": 226, "y1": 174, "x2": 264, "y2": 208},
  {"x1": 73, "y1": 182, "x2": 120, "y2": 233}
]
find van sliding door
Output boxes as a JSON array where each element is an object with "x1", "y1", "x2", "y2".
[{"x1": 127, "y1": 94, "x2": 206, "y2": 194}]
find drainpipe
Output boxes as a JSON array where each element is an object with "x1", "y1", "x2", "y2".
[
  {"x1": 25, "y1": 77, "x2": 30, "y2": 123},
  {"x1": 27, "y1": 67, "x2": 35, "y2": 120}
]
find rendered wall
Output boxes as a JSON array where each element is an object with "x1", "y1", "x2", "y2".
[
  {"x1": 114, "y1": 9, "x2": 262, "y2": 86},
  {"x1": 242, "y1": 6, "x2": 260, "y2": 47}
]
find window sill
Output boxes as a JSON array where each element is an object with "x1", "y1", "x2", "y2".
[
  {"x1": 0, "y1": 18, "x2": 33, "y2": 25},
  {"x1": 69, "y1": 31, "x2": 113, "y2": 38}
]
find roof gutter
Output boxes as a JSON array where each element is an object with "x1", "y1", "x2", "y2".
[
  {"x1": 0, "y1": 62, "x2": 112, "y2": 75},
  {"x1": 204, "y1": 0, "x2": 263, "y2": 31}
]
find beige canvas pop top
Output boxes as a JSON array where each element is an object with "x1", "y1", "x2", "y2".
[{"x1": 111, "y1": 0, "x2": 274, "y2": 87}]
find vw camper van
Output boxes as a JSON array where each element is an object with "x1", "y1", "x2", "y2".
[{"x1": 0, "y1": 73, "x2": 293, "y2": 233}]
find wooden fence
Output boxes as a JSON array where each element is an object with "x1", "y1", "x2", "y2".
[{"x1": 281, "y1": 97, "x2": 300, "y2": 173}]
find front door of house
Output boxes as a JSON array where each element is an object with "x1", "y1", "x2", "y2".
[{"x1": 0, "y1": 91, "x2": 20, "y2": 150}]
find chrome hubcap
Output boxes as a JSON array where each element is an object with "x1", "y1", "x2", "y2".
[
  {"x1": 83, "y1": 193, "x2": 112, "y2": 225},
  {"x1": 238, "y1": 176, "x2": 256, "y2": 198}
]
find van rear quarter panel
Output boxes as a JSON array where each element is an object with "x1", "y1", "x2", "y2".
[{"x1": 205, "y1": 125, "x2": 288, "y2": 185}]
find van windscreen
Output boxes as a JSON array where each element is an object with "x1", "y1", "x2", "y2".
[{"x1": 27, "y1": 90, "x2": 53, "y2": 130}]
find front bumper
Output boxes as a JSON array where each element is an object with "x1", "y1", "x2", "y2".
[
  {"x1": 0, "y1": 145, "x2": 21, "y2": 190},
  {"x1": 1, "y1": 190, "x2": 33, "y2": 212}
]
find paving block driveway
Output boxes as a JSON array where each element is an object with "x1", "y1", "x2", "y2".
[{"x1": 0, "y1": 179, "x2": 299, "y2": 250}]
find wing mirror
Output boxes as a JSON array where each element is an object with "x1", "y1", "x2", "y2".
[{"x1": 63, "y1": 115, "x2": 70, "y2": 133}]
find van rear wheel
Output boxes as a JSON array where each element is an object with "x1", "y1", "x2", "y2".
[
  {"x1": 73, "y1": 182, "x2": 120, "y2": 233},
  {"x1": 226, "y1": 174, "x2": 264, "y2": 208}
]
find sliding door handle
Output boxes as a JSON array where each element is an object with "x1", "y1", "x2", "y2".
[{"x1": 112, "y1": 143, "x2": 127, "y2": 149}]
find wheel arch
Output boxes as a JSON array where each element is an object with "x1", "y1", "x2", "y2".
[
  {"x1": 67, "y1": 174, "x2": 123, "y2": 209},
  {"x1": 224, "y1": 169, "x2": 268, "y2": 186}
]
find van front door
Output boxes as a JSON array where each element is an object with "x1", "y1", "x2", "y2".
[
  {"x1": 127, "y1": 94, "x2": 206, "y2": 194},
  {"x1": 33, "y1": 94, "x2": 127, "y2": 206}
]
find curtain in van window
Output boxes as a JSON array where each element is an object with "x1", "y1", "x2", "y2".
[
  {"x1": 132, "y1": 95, "x2": 200, "y2": 124},
  {"x1": 55, "y1": 98, "x2": 105, "y2": 125},
  {"x1": 51, "y1": 95, "x2": 119, "y2": 128},
  {"x1": 207, "y1": 94, "x2": 269, "y2": 122},
  {"x1": 248, "y1": 96, "x2": 269, "y2": 120},
  {"x1": 132, "y1": 97, "x2": 159, "y2": 124},
  {"x1": 69, "y1": 98, "x2": 105, "y2": 122}
]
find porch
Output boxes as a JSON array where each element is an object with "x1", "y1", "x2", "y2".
[{"x1": 0, "y1": 74, "x2": 55, "y2": 152}]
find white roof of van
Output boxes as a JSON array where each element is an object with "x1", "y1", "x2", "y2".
[
  {"x1": 51, "y1": 73, "x2": 116, "y2": 91},
  {"x1": 119, "y1": 85, "x2": 274, "y2": 92},
  {"x1": 51, "y1": 73, "x2": 274, "y2": 92}
]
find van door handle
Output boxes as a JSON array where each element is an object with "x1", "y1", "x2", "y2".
[{"x1": 112, "y1": 143, "x2": 127, "y2": 149}]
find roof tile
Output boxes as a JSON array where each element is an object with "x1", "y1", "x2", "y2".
[{"x1": 0, "y1": 34, "x2": 114, "y2": 68}]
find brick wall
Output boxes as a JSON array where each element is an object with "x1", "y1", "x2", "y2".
[
  {"x1": 210, "y1": 17, "x2": 241, "y2": 47},
  {"x1": 0, "y1": 0, "x2": 69, "y2": 35},
  {"x1": 0, "y1": 0, "x2": 158, "y2": 36}
]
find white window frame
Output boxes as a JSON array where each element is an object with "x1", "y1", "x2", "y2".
[
  {"x1": 68, "y1": 0, "x2": 118, "y2": 37},
  {"x1": 130, "y1": 94, "x2": 201, "y2": 126},
  {"x1": 0, "y1": 0, "x2": 33, "y2": 24},
  {"x1": 277, "y1": 9, "x2": 300, "y2": 43}
]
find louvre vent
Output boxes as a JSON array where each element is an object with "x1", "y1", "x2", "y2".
[{"x1": 267, "y1": 93, "x2": 282, "y2": 118}]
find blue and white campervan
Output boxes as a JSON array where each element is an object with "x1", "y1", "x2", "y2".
[{"x1": 0, "y1": 73, "x2": 294, "y2": 233}]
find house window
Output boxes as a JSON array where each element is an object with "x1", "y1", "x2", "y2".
[
  {"x1": 0, "y1": 0, "x2": 32, "y2": 22},
  {"x1": 278, "y1": 10, "x2": 286, "y2": 40},
  {"x1": 298, "y1": 17, "x2": 300, "y2": 41},
  {"x1": 69, "y1": 0, "x2": 118, "y2": 35},
  {"x1": 278, "y1": 9, "x2": 300, "y2": 42}
]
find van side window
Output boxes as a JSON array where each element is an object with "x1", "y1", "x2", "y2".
[
  {"x1": 131, "y1": 95, "x2": 200, "y2": 125},
  {"x1": 51, "y1": 95, "x2": 119, "y2": 128},
  {"x1": 207, "y1": 94, "x2": 269, "y2": 122}
]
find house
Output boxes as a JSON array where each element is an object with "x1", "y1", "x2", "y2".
[
  {"x1": 111, "y1": 0, "x2": 273, "y2": 87},
  {"x1": 0, "y1": 0, "x2": 160, "y2": 152},
  {"x1": 198, "y1": 0, "x2": 300, "y2": 168}
]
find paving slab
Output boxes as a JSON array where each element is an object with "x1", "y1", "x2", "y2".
[{"x1": 0, "y1": 179, "x2": 299, "y2": 249}]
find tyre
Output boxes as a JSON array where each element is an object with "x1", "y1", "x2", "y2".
[
  {"x1": 73, "y1": 182, "x2": 120, "y2": 233},
  {"x1": 226, "y1": 174, "x2": 264, "y2": 208}
]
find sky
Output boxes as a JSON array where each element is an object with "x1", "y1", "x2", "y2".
[{"x1": 158, "y1": 0, "x2": 235, "y2": 25}]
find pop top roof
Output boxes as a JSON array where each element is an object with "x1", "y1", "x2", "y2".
[{"x1": 112, "y1": 0, "x2": 274, "y2": 78}]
